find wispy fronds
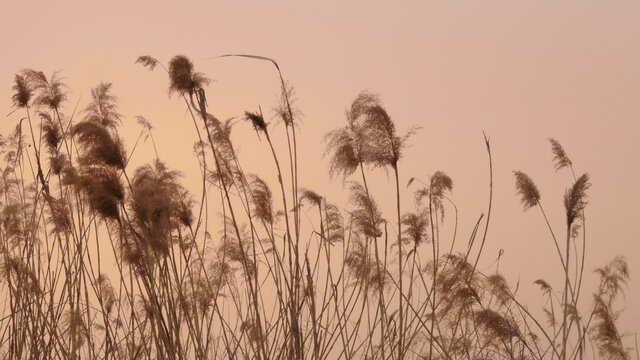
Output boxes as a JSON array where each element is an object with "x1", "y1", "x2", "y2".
[
  {"x1": 324, "y1": 125, "x2": 363, "y2": 180},
  {"x1": 347, "y1": 90, "x2": 380, "y2": 124},
  {"x1": 175, "y1": 188, "x2": 194, "y2": 227},
  {"x1": 244, "y1": 111, "x2": 267, "y2": 133},
  {"x1": 430, "y1": 254, "x2": 480, "y2": 315},
  {"x1": 117, "y1": 227, "x2": 146, "y2": 271},
  {"x1": 72, "y1": 121, "x2": 126, "y2": 169},
  {"x1": 205, "y1": 115, "x2": 240, "y2": 176},
  {"x1": 5, "y1": 117, "x2": 26, "y2": 168},
  {"x1": 543, "y1": 308, "x2": 556, "y2": 328},
  {"x1": 49, "y1": 153, "x2": 68, "y2": 175},
  {"x1": 83, "y1": 82, "x2": 122, "y2": 130},
  {"x1": 485, "y1": 274, "x2": 511, "y2": 305},
  {"x1": 350, "y1": 90, "x2": 419, "y2": 170},
  {"x1": 324, "y1": 91, "x2": 381, "y2": 180},
  {"x1": 549, "y1": 138, "x2": 572, "y2": 171},
  {"x1": 300, "y1": 188, "x2": 323, "y2": 207},
  {"x1": 206, "y1": 115, "x2": 233, "y2": 147},
  {"x1": 96, "y1": 274, "x2": 117, "y2": 314},
  {"x1": 249, "y1": 175, "x2": 274, "y2": 224},
  {"x1": 513, "y1": 171, "x2": 540, "y2": 210},
  {"x1": 564, "y1": 173, "x2": 591, "y2": 225},
  {"x1": 592, "y1": 256, "x2": 631, "y2": 360},
  {"x1": 60, "y1": 164, "x2": 78, "y2": 185},
  {"x1": 136, "y1": 115, "x2": 153, "y2": 130},
  {"x1": 324, "y1": 203, "x2": 344, "y2": 245},
  {"x1": 186, "y1": 273, "x2": 216, "y2": 313},
  {"x1": 274, "y1": 82, "x2": 299, "y2": 126},
  {"x1": 43, "y1": 194, "x2": 71, "y2": 235},
  {"x1": 401, "y1": 210, "x2": 429, "y2": 247},
  {"x1": 360, "y1": 103, "x2": 404, "y2": 168},
  {"x1": 26, "y1": 70, "x2": 67, "y2": 111},
  {"x1": 129, "y1": 160, "x2": 188, "y2": 255},
  {"x1": 345, "y1": 238, "x2": 372, "y2": 284},
  {"x1": 218, "y1": 219, "x2": 255, "y2": 278},
  {"x1": 534, "y1": 279, "x2": 552, "y2": 295},
  {"x1": 415, "y1": 171, "x2": 453, "y2": 221},
  {"x1": 475, "y1": 309, "x2": 521, "y2": 341},
  {"x1": 11, "y1": 73, "x2": 32, "y2": 108},
  {"x1": 40, "y1": 111, "x2": 62, "y2": 151},
  {"x1": 62, "y1": 309, "x2": 89, "y2": 347},
  {"x1": 592, "y1": 296, "x2": 630, "y2": 360},
  {"x1": 76, "y1": 167, "x2": 124, "y2": 221},
  {"x1": 136, "y1": 56, "x2": 160, "y2": 71},
  {"x1": 430, "y1": 171, "x2": 453, "y2": 200},
  {"x1": 207, "y1": 258, "x2": 237, "y2": 298},
  {"x1": 168, "y1": 55, "x2": 210, "y2": 97},
  {"x1": 207, "y1": 153, "x2": 238, "y2": 188},
  {"x1": 0, "y1": 256, "x2": 40, "y2": 295},
  {"x1": 345, "y1": 236, "x2": 387, "y2": 293},
  {"x1": 349, "y1": 182, "x2": 383, "y2": 238},
  {"x1": 2, "y1": 203, "x2": 30, "y2": 246},
  {"x1": 241, "y1": 319, "x2": 264, "y2": 345},
  {"x1": 595, "y1": 256, "x2": 629, "y2": 304}
]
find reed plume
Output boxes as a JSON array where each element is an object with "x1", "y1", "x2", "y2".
[
  {"x1": 349, "y1": 182, "x2": 383, "y2": 238},
  {"x1": 244, "y1": 111, "x2": 267, "y2": 134},
  {"x1": 168, "y1": 55, "x2": 210, "y2": 97},
  {"x1": 75, "y1": 167, "x2": 124, "y2": 221},
  {"x1": 564, "y1": 173, "x2": 591, "y2": 226},
  {"x1": 26, "y1": 70, "x2": 67, "y2": 111},
  {"x1": 40, "y1": 111, "x2": 62, "y2": 150},
  {"x1": 549, "y1": 138, "x2": 573, "y2": 171},
  {"x1": 513, "y1": 171, "x2": 540, "y2": 210},
  {"x1": 129, "y1": 160, "x2": 188, "y2": 256},
  {"x1": 72, "y1": 121, "x2": 126, "y2": 169},
  {"x1": 592, "y1": 256, "x2": 630, "y2": 360},
  {"x1": 249, "y1": 175, "x2": 274, "y2": 225},
  {"x1": 324, "y1": 203, "x2": 345, "y2": 245},
  {"x1": 401, "y1": 210, "x2": 429, "y2": 247},
  {"x1": 136, "y1": 55, "x2": 160, "y2": 71},
  {"x1": 82, "y1": 82, "x2": 122, "y2": 130},
  {"x1": 11, "y1": 73, "x2": 32, "y2": 108},
  {"x1": 474, "y1": 309, "x2": 522, "y2": 342}
]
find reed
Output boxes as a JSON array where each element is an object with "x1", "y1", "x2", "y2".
[{"x1": 0, "y1": 55, "x2": 633, "y2": 360}]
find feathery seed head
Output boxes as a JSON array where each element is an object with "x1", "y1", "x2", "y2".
[
  {"x1": 83, "y1": 82, "x2": 122, "y2": 130},
  {"x1": 168, "y1": 55, "x2": 210, "y2": 97},
  {"x1": 564, "y1": 173, "x2": 591, "y2": 225},
  {"x1": 72, "y1": 121, "x2": 126, "y2": 169},
  {"x1": 11, "y1": 73, "x2": 32, "y2": 108},
  {"x1": 513, "y1": 171, "x2": 540, "y2": 210},
  {"x1": 549, "y1": 138, "x2": 572, "y2": 171},
  {"x1": 300, "y1": 189, "x2": 323, "y2": 207},
  {"x1": 244, "y1": 111, "x2": 267, "y2": 133},
  {"x1": 249, "y1": 175, "x2": 274, "y2": 224},
  {"x1": 136, "y1": 55, "x2": 159, "y2": 71}
]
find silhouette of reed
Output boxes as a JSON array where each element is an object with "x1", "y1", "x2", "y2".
[{"x1": 0, "y1": 55, "x2": 634, "y2": 360}]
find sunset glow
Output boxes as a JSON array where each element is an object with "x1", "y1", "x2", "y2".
[{"x1": 1, "y1": 1, "x2": 638, "y2": 359}]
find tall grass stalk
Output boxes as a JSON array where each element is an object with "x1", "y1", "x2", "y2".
[{"x1": 0, "y1": 56, "x2": 633, "y2": 360}]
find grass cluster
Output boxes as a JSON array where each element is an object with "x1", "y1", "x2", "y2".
[{"x1": 0, "y1": 54, "x2": 634, "y2": 359}]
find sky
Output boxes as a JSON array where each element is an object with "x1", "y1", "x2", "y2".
[{"x1": 1, "y1": 0, "x2": 639, "y2": 332}]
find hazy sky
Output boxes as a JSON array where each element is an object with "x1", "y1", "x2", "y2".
[{"x1": 1, "y1": 0, "x2": 639, "y2": 330}]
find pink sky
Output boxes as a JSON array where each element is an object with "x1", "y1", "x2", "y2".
[{"x1": 2, "y1": 0, "x2": 639, "y2": 331}]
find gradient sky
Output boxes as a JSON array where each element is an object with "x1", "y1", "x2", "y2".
[{"x1": 1, "y1": 0, "x2": 639, "y2": 331}]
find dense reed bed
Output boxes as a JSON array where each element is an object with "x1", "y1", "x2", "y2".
[{"x1": 0, "y1": 55, "x2": 634, "y2": 359}]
